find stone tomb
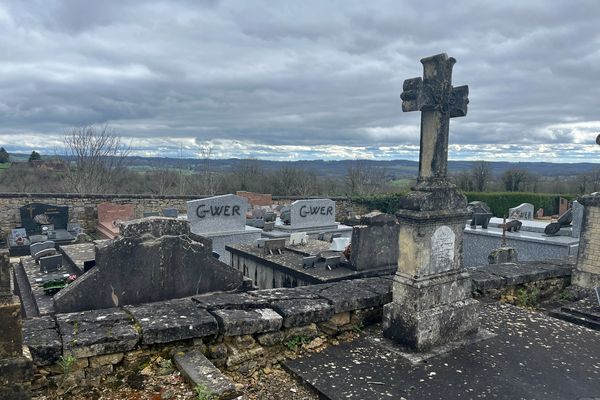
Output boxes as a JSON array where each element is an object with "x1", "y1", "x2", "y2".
[
  {"x1": 54, "y1": 218, "x2": 245, "y2": 313},
  {"x1": 96, "y1": 202, "x2": 136, "y2": 239},
  {"x1": 572, "y1": 193, "x2": 600, "y2": 289},
  {"x1": 508, "y1": 203, "x2": 534, "y2": 220},
  {"x1": 266, "y1": 198, "x2": 352, "y2": 240},
  {"x1": 186, "y1": 194, "x2": 262, "y2": 264}
]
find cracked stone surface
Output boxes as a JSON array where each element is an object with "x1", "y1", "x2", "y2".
[
  {"x1": 23, "y1": 316, "x2": 62, "y2": 366},
  {"x1": 211, "y1": 308, "x2": 282, "y2": 335},
  {"x1": 284, "y1": 302, "x2": 600, "y2": 400},
  {"x1": 124, "y1": 298, "x2": 218, "y2": 344},
  {"x1": 271, "y1": 298, "x2": 334, "y2": 328},
  {"x1": 56, "y1": 308, "x2": 139, "y2": 358}
]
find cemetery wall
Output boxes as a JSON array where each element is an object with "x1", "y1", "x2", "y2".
[
  {"x1": 0, "y1": 193, "x2": 359, "y2": 235},
  {"x1": 24, "y1": 277, "x2": 390, "y2": 393}
]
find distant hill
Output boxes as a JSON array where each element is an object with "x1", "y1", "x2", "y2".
[{"x1": 7, "y1": 153, "x2": 600, "y2": 179}]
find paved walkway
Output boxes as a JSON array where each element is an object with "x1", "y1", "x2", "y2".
[{"x1": 284, "y1": 303, "x2": 600, "y2": 400}]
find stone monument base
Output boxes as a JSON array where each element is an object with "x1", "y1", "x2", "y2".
[
  {"x1": 0, "y1": 355, "x2": 34, "y2": 400},
  {"x1": 383, "y1": 271, "x2": 480, "y2": 351}
]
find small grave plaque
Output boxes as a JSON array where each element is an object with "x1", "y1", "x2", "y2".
[
  {"x1": 289, "y1": 199, "x2": 336, "y2": 229},
  {"x1": 186, "y1": 194, "x2": 248, "y2": 234},
  {"x1": 264, "y1": 221, "x2": 275, "y2": 231},
  {"x1": 10, "y1": 228, "x2": 27, "y2": 240},
  {"x1": 39, "y1": 254, "x2": 63, "y2": 273},
  {"x1": 430, "y1": 226, "x2": 455, "y2": 274},
  {"x1": 162, "y1": 208, "x2": 178, "y2": 218},
  {"x1": 302, "y1": 255, "x2": 318, "y2": 269},
  {"x1": 67, "y1": 223, "x2": 83, "y2": 235},
  {"x1": 143, "y1": 211, "x2": 160, "y2": 217}
]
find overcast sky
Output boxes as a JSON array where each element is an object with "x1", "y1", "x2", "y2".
[{"x1": 1, "y1": 0, "x2": 599, "y2": 162}]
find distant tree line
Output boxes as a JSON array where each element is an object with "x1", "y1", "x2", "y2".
[{"x1": 0, "y1": 126, "x2": 596, "y2": 196}]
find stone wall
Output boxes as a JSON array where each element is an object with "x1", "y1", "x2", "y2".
[
  {"x1": 23, "y1": 277, "x2": 391, "y2": 393},
  {"x1": 0, "y1": 193, "x2": 357, "y2": 236},
  {"x1": 573, "y1": 194, "x2": 600, "y2": 288}
]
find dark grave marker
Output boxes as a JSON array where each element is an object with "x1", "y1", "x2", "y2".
[
  {"x1": 263, "y1": 238, "x2": 286, "y2": 255},
  {"x1": 162, "y1": 208, "x2": 179, "y2": 218},
  {"x1": 302, "y1": 256, "x2": 318, "y2": 269},
  {"x1": 20, "y1": 203, "x2": 69, "y2": 235},
  {"x1": 39, "y1": 254, "x2": 63, "y2": 273},
  {"x1": 143, "y1": 211, "x2": 160, "y2": 217},
  {"x1": 595, "y1": 286, "x2": 600, "y2": 307}
]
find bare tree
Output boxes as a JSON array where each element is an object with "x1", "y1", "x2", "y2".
[
  {"x1": 471, "y1": 161, "x2": 491, "y2": 192},
  {"x1": 233, "y1": 159, "x2": 262, "y2": 192},
  {"x1": 63, "y1": 125, "x2": 130, "y2": 193},
  {"x1": 345, "y1": 160, "x2": 387, "y2": 195},
  {"x1": 196, "y1": 144, "x2": 219, "y2": 195},
  {"x1": 501, "y1": 168, "x2": 529, "y2": 192},
  {"x1": 454, "y1": 171, "x2": 474, "y2": 192}
]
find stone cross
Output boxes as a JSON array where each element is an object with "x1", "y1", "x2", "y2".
[{"x1": 400, "y1": 53, "x2": 469, "y2": 185}]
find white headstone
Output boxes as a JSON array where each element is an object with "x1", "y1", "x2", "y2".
[
  {"x1": 330, "y1": 237, "x2": 351, "y2": 252},
  {"x1": 289, "y1": 199, "x2": 336, "y2": 229},
  {"x1": 508, "y1": 203, "x2": 534, "y2": 220},
  {"x1": 186, "y1": 194, "x2": 248, "y2": 234},
  {"x1": 430, "y1": 225, "x2": 455, "y2": 274},
  {"x1": 289, "y1": 232, "x2": 308, "y2": 246}
]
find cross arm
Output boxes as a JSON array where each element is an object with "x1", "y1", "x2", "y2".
[
  {"x1": 450, "y1": 85, "x2": 469, "y2": 118},
  {"x1": 400, "y1": 77, "x2": 423, "y2": 112}
]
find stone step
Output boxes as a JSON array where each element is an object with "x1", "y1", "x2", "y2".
[
  {"x1": 549, "y1": 308, "x2": 600, "y2": 331},
  {"x1": 173, "y1": 349, "x2": 241, "y2": 400}
]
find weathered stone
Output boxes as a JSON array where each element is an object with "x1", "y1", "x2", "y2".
[
  {"x1": 173, "y1": 349, "x2": 240, "y2": 400},
  {"x1": 23, "y1": 316, "x2": 62, "y2": 366},
  {"x1": 488, "y1": 247, "x2": 518, "y2": 264},
  {"x1": 89, "y1": 352, "x2": 124, "y2": 367},
  {"x1": 270, "y1": 298, "x2": 334, "y2": 328},
  {"x1": 256, "y1": 331, "x2": 286, "y2": 347},
  {"x1": 212, "y1": 308, "x2": 282, "y2": 335},
  {"x1": 301, "y1": 280, "x2": 383, "y2": 313},
  {"x1": 56, "y1": 308, "x2": 139, "y2": 358},
  {"x1": 225, "y1": 345, "x2": 264, "y2": 367},
  {"x1": 0, "y1": 356, "x2": 34, "y2": 400},
  {"x1": 572, "y1": 194, "x2": 600, "y2": 289},
  {"x1": 329, "y1": 312, "x2": 351, "y2": 326},
  {"x1": 383, "y1": 299, "x2": 480, "y2": 352},
  {"x1": 54, "y1": 218, "x2": 244, "y2": 313},
  {"x1": 125, "y1": 298, "x2": 218, "y2": 345},
  {"x1": 350, "y1": 213, "x2": 399, "y2": 271},
  {"x1": 193, "y1": 291, "x2": 268, "y2": 310}
]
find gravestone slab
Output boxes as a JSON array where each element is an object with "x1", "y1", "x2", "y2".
[
  {"x1": 39, "y1": 254, "x2": 63, "y2": 273},
  {"x1": 143, "y1": 211, "x2": 160, "y2": 217},
  {"x1": 20, "y1": 203, "x2": 69, "y2": 235},
  {"x1": 187, "y1": 194, "x2": 248, "y2": 234},
  {"x1": 53, "y1": 218, "x2": 245, "y2": 313},
  {"x1": 97, "y1": 202, "x2": 135, "y2": 239},
  {"x1": 508, "y1": 203, "x2": 534, "y2": 220},
  {"x1": 289, "y1": 199, "x2": 336, "y2": 229},
  {"x1": 67, "y1": 223, "x2": 82, "y2": 235},
  {"x1": 30, "y1": 241, "x2": 55, "y2": 256},
  {"x1": 571, "y1": 201, "x2": 584, "y2": 238}
]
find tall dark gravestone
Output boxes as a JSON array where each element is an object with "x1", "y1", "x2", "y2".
[{"x1": 383, "y1": 54, "x2": 480, "y2": 351}]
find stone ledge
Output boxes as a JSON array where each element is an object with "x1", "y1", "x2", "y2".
[
  {"x1": 23, "y1": 316, "x2": 62, "y2": 366},
  {"x1": 124, "y1": 299, "x2": 218, "y2": 345},
  {"x1": 56, "y1": 308, "x2": 139, "y2": 358}
]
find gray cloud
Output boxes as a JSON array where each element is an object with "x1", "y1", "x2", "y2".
[{"x1": 0, "y1": 0, "x2": 599, "y2": 161}]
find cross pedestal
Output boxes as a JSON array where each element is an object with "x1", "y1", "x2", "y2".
[{"x1": 383, "y1": 54, "x2": 480, "y2": 351}]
